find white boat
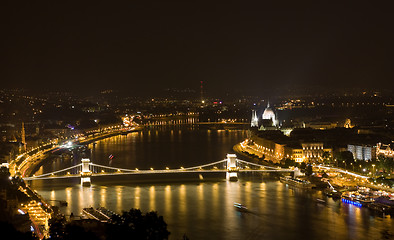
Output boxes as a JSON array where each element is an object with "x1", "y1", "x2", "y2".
[
  {"x1": 280, "y1": 176, "x2": 315, "y2": 189},
  {"x1": 234, "y1": 202, "x2": 248, "y2": 212}
]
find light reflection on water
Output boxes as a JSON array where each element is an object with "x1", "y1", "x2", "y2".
[
  {"x1": 37, "y1": 179, "x2": 393, "y2": 240},
  {"x1": 33, "y1": 127, "x2": 394, "y2": 239},
  {"x1": 149, "y1": 186, "x2": 155, "y2": 212}
]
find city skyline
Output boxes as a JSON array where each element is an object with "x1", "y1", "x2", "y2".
[
  {"x1": 1, "y1": 3, "x2": 394, "y2": 239},
  {"x1": 1, "y1": 1, "x2": 393, "y2": 95}
]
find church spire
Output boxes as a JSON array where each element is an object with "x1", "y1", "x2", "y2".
[{"x1": 251, "y1": 110, "x2": 259, "y2": 127}]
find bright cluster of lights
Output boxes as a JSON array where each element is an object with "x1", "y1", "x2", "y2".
[
  {"x1": 123, "y1": 115, "x2": 132, "y2": 127},
  {"x1": 341, "y1": 198, "x2": 362, "y2": 207}
]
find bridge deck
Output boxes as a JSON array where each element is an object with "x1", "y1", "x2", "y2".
[
  {"x1": 23, "y1": 158, "x2": 295, "y2": 181},
  {"x1": 24, "y1": 169, "x2": 293, "y2": 180}
]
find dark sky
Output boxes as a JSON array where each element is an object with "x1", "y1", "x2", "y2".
[{"x1": 1, "y1": 1, "x2": 393, "y2": 95}]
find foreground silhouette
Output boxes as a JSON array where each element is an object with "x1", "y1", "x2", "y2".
[{"x1": 48, "y1": 208, "x2": 170, "y2": 240}]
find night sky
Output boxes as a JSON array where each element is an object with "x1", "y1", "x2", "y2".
[{"x1": 1, "y1": 1, "x2": 393, "y2": 95}]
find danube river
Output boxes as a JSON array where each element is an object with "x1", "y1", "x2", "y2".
[{"x1": 31, "y1": 124, "x2": 393, "y2": 239}]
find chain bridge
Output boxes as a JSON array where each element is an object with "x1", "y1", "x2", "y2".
[{"x1": 23, "y1": 154, "x2": 299, "y2": 186}]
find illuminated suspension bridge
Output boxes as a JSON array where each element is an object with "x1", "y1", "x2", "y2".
[{"x1": 23, "y1": 154, "x2": 299, "y2": 186}]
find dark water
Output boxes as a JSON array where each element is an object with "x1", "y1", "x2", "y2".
[{"x1": 32, "y1": 125, "x2": 393, "y2": 240}]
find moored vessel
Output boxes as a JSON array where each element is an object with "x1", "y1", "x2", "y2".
[{"x1": 280, "y1": 176, "x2": 315, "y2": 189}]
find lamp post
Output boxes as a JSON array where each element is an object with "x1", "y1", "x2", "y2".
[{"x1": 372, "y1": 164, "x2": 375, "y2": 177}]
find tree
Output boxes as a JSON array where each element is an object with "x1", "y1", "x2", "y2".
[
  {"x1": 48, "y1": 209, "x2": 169, "y2": 240},
  {"x1": 108, "y1": 208, "x2": 170, "y2": 240},
  {"x1": 300, "y1": 162, "x2": 306, "y2": 170},
  {"x1": 48, "y1": 215, "x2": 66, "y2": 240},
  {"x1": 379, "y1": 156, "x2": 394, "y2": 174},
  {"x1": 283, "y1": 158, "x2": 296, "y2": 168},
  {"x1": 47, "y1": 217, "x2": 99, "y2": 240},
  {"x1": 0, "y1": 221, "x2": 35, "y2": 240},
  {"x1": 336, "y1": 151, "x2": 354, "y2": 169},
  {"x1": 305, "y1": 164, "x2": 313, "y2": 176},
  {"x1": 322, "y1": 151, "x2": 331, "y2": 164},
  {"x1": 0, "y1": 166, "x2": 11, "y2": 188},
  {"x1": 63, "y1": 224, "x2": 99, "y2": 240}
]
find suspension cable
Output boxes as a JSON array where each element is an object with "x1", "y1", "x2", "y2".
[{"x1": 29, "y1": 164, "x2": 83, "y2": 178}]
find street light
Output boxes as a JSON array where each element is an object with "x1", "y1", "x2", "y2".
[{"x1": 372, "y1": 164, "x2": 375, "y2": 177}]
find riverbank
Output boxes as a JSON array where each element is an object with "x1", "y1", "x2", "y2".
[
  {"x1": 18, "y1": 126, "x2": 143, "y2": 178},
  {"x1": 2, "y1": 127, "x2": 143, "y2": 239},
  {"x1": 233, "y1": 143, "x2": 278, "y2": 168}
]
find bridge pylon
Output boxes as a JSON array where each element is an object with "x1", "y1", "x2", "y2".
[
  {"x1": 226, "y1": 153, "x2": 239, "y2": 181},
  {"x1": 81, "y1": 158, "x2": 92, "y2": 187}
]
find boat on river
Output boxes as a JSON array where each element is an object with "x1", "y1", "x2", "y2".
[
  {"x1": 82, "y1": 207, "x2": 115, "y2": 222},
  {"x1": 316, "y1": 198, "x2": 326, "y2": 204},
  {"x1": 280, "y1": 176, "x2": 316, "y2": 189},
  {"x1": 234, "y1": 203, "x2": 248, "y2": 212}
]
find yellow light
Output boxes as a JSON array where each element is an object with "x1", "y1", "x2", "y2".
[{"x1": 150, "y1": 168, "x2": 154, "y2": 170}]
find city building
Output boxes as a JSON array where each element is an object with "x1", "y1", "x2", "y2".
[
  {"x1": 377, "y1": 142, "x2": 394, "y2": 158},
  {"x1": 261, "y1": 102, "x2": 278, "y2": 127},
  {"x1": 249, "y1": 103, "x2": 280, "y2": 131},
  {"x1": 347, "y1": 144, "x2": 376, "y2": 161},
  {"x1": 242, "y1": 132, "x2": 332, "y2": 163},
  {"x1": 251, "y1": 110, "x2": 259, "y2": 127},
  {"x1": 301, "y1": 143, "x2": 329, "y2": 162},
  {"x1": 291, "y1": 148, "x2": 303, "y2": 162}
]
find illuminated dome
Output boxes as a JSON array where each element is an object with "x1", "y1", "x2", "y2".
[{"x1": 262, "y1": 103, "x2": 277, "y2": 126}]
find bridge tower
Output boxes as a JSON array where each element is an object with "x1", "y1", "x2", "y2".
[
  {"x1": 226, "y1": 153, "x2": 238, "y2": 181},
  {"x1": 81, "y1": 158, "x2": 92, "y2": 186}
]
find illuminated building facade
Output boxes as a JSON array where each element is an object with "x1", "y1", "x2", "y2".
[
  {"x1": 242, "y1": 135, "x2": 332, "y2": 163},
  {"x1": 291, "y1": 148, "x2": 303, "y2": 162},
  {"x1": 251, "y1": 110, "x2": 259, "y2": 127},
  {"x1": 376, "y1": 143, "x2": 393, "y2": 158},
  {"x1": 347, "y1": 144, "x2": 376, "y2": 161},
  {"x1": 302, "y1": 143, "x2": 325, "y2": 161},
  {"x1": 261, "y1": 102, "x2": 278, "y2": 127}
]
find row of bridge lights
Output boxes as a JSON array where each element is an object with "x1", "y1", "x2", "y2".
[
  {"x1": 91, "y1": 165, "x2": 258, "y2": 173},
  {"x1": 43, "y1": 165, "x2": 260, "y2": 177},
  {"x1": 46, "y1": 165, "x2": 259, "y2": 177},
  {"x1": 92, "y1": 166, "x2": 223, "y2": 174},
  {"x1": 86, "y1": 167, "x2": 190, "y2": 174},
  {"x1": 35, "y1": 166, "x2": 267, "y2": 178}
]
